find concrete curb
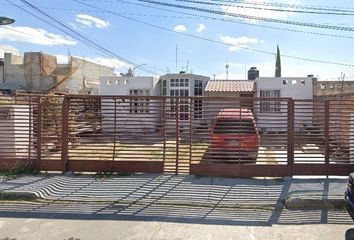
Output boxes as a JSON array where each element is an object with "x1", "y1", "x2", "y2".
[
  {"x1": 0, "y1": 191, "x2": 38, "y2": 201},
  {"x1": 285, "y1": 192, "x2": 345, "y2": 210},
  {"x1": 0, "y1": 190, "x2": 346, "y2": 211}
]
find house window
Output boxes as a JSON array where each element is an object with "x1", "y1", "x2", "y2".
[
  {"x1": 194, "y1": 80, "x2": 203, "y2": 96},
  {"x1": 193, "y1": 100, "x2": 202, "y2": 119},
  {"x1": 162, "y1": 80, "x2": 166, "y2": 96},
  {"x1": 129, "y1": 89, "x2": 150, "y2": 113},
  {"x1": 168, "y1": 78, "x2": 190, "y2": 119},
  {"x1": 169, "y1": 89, "x2": 189, "y2": 120},
  {"x1": 260, "y1": 90, "x2": 281, "y2": 112}
]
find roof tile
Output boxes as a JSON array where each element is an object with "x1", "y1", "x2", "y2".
[{"x1": 205, "y1": 80, "x2": 255, "y2": 92}]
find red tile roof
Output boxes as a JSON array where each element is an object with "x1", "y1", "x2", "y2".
[{"x1": 205, "y1": 80, "x2": 255, "y2": 92}]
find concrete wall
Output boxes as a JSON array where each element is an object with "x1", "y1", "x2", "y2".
[
  {"x1": 99, "y1": 76, "x2": 161, "y2": 134},
  {"x1": 62, "y1": 57, "x2": 115, "y2": 94},
  {"x1": 255, "y1": 77, "x2": 314, "y2": 132},
  {"x1": 23, "y1": 52, "x2": 57, "y2": 91},
  {"x1": 314, "y1": 80, "x2": 354, "y2": 96},
  {"x1": 1, "y1": 53, "x2": 115, "y2": 93},
  {"x1": 3, "y1": 53, "x2": 25, "y2": 89}
]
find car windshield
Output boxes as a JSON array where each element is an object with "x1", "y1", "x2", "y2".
[{"x1": 213, "y1": 119, "x2": 256, "y2": 135}]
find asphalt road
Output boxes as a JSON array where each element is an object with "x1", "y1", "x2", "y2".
[{"x1": 0, "y1": 217, "x2": 353, "y2": 240}]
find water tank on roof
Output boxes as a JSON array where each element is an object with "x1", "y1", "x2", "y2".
[{"x1": 248, "y1": 67, "x2": 259, "y2": 80}]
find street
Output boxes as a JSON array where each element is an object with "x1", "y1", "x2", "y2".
[{"x1": 0, "y1": 217, "x2": 353, "y2": 240}]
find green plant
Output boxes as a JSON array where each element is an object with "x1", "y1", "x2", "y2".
[
  {"x1": 94, "y1": 170, "x2": 112, "y2": 180},
  {"x1": 0, "y1": 161, "x2": 37, "y2": 180}
]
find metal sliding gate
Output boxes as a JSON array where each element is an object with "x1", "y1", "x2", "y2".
[{"x1": 0, "y1": 94, "x2": 354, "y2": 177}]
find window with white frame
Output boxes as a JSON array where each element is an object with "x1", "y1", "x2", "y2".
[
  {"x1": 129, "y1": 89, "x2": 150, "y2": 113},
  {"x1": 162, "y1": 80, "x2": 167, "y2": 96},
  {"x1": 194, "y1": 79, "x2": 203, "y2": 96},
  {"x1": 260, "y1": 90, "x2": 281, "y2": 112},
  {"x1": 169, "y1": 78, "x2": 190, "y2": 120},
  {"x1": 192, "y1": 80, "x2": 203, "y2": 119}
]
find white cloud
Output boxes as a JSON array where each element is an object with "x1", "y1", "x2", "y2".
[
  {"x1": 222, "y1": 0, "x2": 297, "y2": 23},
  {"x1": 0, "y1": 45, "x2": 19, "y2": 58},
  {"x1": 173, "y1": 25, "x2": 187, "y2": 32},
  {"x1": 0, "y1": 26, "x2": 76, "y2": 46},
  {"x1": 55, "y1": 55, "x2": 130, "y2": 70},
  {"x1": 220, "y1": 35, "x2": 259, "y2": 51},
  {"x1": 196, "y1": 23, "x2": 206, "y2": 33},
  {"x1": 75, "y1": 14, "x2": 110, "y2": 29}
]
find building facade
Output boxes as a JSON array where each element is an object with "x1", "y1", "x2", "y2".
[
  {"x1": 99, "y1": 76, "x2": 161, "y2": 133},
  {"x1": 0, "y1": 52, "x2": 115, "y2": 94},
  {"x1": 160, "y1": 73, "x2": 210, "y2": 121},
  {"x1": 255, "y1": 77, "x2": 315, "y2": 132}
]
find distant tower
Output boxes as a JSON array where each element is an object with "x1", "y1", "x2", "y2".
[
  {"x1": 248, "y1": 67, "x2": 259, "y2": 80},
  {"x1": 225, "y1": 63, "x2": 229, "y2": 80},
  {"x1": 275, "y1": 45, "x2": 281, "y2": 77}
]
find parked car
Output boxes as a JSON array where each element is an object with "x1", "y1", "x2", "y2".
[
  {"x1": 210, "y1": 108, "x2": 260, "y2": 163},
  {"x1": 345, "y1": 173, "x2": 354, "y2": 220}
]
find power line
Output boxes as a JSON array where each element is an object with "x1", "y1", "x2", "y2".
[
  {"x1": 6, "y1": 0, "x2": 158, "y2": 75},
  {"x1": 172, "y1": 0, "x2": 354, "y2": 16},
  {"x1": 208, "y1": 0, "x2": 354, "y2": 12},
  {"x1": 76, "y1": 0, "x2": 354, "y2": 68},
  {"x1": 129, "y1": 0, "x2": 354, "y2": 32},
  {"x1": 3, "y1": 1, "x2": 354, "y2": 39},
  {"x1": 111, "y1": 0, "x2": 354, "y2": 40}
]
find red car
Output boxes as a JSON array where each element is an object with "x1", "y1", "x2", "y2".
[{"x1": 210, "y1": 108, "x2": 260, "y2": 163}]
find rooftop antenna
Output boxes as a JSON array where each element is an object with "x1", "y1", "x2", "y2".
[
  {"x1": 175, "y1": 44, "x2": 178, "y2": 73},
  {"x1": 213, "y1": 74, "x2": 216, "y2": 80},
  {"x1": 244, "y1": 64, "x2": 247, "y2": 80},
  {"x1": 186, "y1": 59, "x2": 189, "y2": 73},
  {"x1": 225, "y1": 63, "x2": 229, "y2": 80}
]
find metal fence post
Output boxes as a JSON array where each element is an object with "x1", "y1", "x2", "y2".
[
  {"x1": 28, "y1": 97, "x2": 32, "y2": 162},
  {"x1": 36, "y1": 97, "x2": 42, "y2": 171},
  {"x1": 61, "y1": 96, "x2": 70, "y2": 173},
  {"x1": 112, "y1": 98, "x2": 117, "y2": 162},
  {"x1": 189, "y1": 97, "x2": 192, "y2": 174},
  {"x1": 162, "y1": 97, "x2": 166, "y2": 172},
  {"x1": 324, "y1": 100, "x2": 330, "y2": 176},
  {"x1": 175, "y1": 97, "x2": 179, "y2": 175},
  {"x1": 287, "y1": 99, "x2": 295, "y2": 176}
]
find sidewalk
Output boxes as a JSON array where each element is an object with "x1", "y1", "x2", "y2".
[
  {"x1": 0, "y1": 174, "x2": 350, "y2": 225},
  {"x1": 0, "y1": 174, "x2": 347, "y2": 205}
]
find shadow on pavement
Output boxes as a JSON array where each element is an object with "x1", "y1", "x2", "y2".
[{"x1": 0, "y1": 174, "x2": 351, "y2": 226}]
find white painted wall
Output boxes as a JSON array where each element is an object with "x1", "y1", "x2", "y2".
[
  {"x1": 256, "y1": 77, "x2": 313, "y2": 99},
  {"x1": 99, "y1": 76, "x2": 161, "y2": 134},
  {"x1": 255, "y1": 77, "x2": 314, "y2": 132},
  {"x1": 0, "y1": 105, "x2": 30, "y2": 157}
]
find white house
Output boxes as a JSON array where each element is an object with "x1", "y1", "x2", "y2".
[
  {"x1": 99, "y1": 76, "x2": 161, "y2": 134},
  {"x1": 160, "y1": 72, "x2": 209, "y2": 121},
  {"x1": 255, "y1": 77, "x2": 315, "y2": 132}
]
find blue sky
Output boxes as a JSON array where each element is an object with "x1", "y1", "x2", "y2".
[{"x1": 1, "y1": 0, "x2": 354, "y2": 80}]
